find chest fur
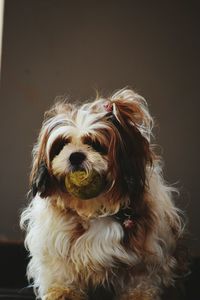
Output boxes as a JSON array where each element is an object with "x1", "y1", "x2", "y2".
[{"x1": 68, "y1": 217, "x2": 137, "y2": 273}]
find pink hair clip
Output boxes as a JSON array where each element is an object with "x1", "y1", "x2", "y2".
[
  {"x1": 104, "y1": 102, "x2": 113, "y2": 113},
  {"x1": 123, "y1": 218, "x2": 134, "y2": 229}
]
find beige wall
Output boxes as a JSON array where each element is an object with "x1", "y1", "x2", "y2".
[{"x1": 0, "y1": 0, "x2": 199, "y2": 253}]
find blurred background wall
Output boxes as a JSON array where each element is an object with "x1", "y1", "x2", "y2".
[{"x1": 0, "y1": 0, "x2": 199, "y2": 254}]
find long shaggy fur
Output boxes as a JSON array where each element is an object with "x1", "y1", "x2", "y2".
[{"x1": 20, "y1": 89, "x2": 184, "y2": 300}]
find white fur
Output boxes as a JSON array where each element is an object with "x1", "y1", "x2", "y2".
[{"x1": 21, "y1": 196, "x2": 138, "y2": 297}]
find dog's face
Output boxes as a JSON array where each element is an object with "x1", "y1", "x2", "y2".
[
  {"x1": 30, "y1": 90, "x2": 153, "y2": 210},
  {"x1": 50, "y1": 134, "x2": 108, "y2": 177},
  {"x1": 46, "y1": 110, "x2": 111, "y2": 195}
]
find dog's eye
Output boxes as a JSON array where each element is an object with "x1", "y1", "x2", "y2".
[
  {"x1": 50, "y1": 137, "x2": 70, "y2": 160},
  {"x1": 84, "y1": 138, "x2": 107, "y2": 155}
]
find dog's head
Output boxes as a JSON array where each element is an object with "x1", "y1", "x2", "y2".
[{"x1": 30, "y1": 89, "x2": 153, "y2": 214}]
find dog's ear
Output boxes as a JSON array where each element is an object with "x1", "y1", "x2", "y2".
[
  {"x1": 107, "y1": 89, "x2": 153, "y2": 202},
  {"x1": 31, "y1": 161, "x2": 53, "y2": 198},
  {"x1": 29, "y1": 125, "x2": 53, "y2": 198}
]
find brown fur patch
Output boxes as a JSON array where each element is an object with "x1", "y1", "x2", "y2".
[{"x1": 43, "y1": 286, "x2": 84, "y2": 300}]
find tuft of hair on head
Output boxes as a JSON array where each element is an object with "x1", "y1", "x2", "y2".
[
  {"x1": 110, "y1": 88, "x2": 153, "y2": 142},
  {"x1": 43, "y1": 100, "x2": 75, "y2": 121}
]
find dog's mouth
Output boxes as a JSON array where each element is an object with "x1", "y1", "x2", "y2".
[{"x1": 64, "y1": 169, "x2": 106, "y2": 200}]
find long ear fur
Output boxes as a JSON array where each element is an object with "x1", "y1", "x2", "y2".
[
  {"x1": 104, "y1": 90, "x2": 159, "y2": 253},
  {"x1": 107, "y1": 89, "x2": 153, "y2": 201},
  {"x1": 31, "y1": 161, "x2": 54, "y2": 198},
  {"x1": 29, "y1": 127, "x2": 53, "y2": 198}
]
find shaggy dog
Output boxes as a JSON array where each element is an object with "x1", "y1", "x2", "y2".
[{"x1": 20, "y1": 89, "x2": 184, "y2": 300}]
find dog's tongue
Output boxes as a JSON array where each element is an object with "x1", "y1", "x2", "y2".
[{"x1": 65, "y1": 170, "x2": 104, "y2": 200}]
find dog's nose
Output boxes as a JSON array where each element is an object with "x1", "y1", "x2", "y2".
[{"x1": 69, "y1": 152, "x2": 86, "y2": 165}]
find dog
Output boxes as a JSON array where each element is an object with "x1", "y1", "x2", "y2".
[{"x1": 20, "y1": 89, "x2": 184, "y2": 300}]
